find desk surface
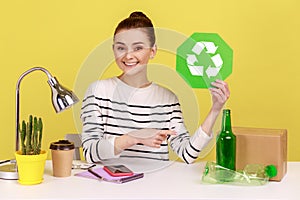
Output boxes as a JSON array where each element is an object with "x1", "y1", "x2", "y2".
[{"x1": 0, "y1": 160, "x2": 299, "y2": 200}]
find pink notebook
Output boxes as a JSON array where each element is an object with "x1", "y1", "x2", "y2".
[{"x1": 75, "y1": 167, "x2": 144, "y2": 184}]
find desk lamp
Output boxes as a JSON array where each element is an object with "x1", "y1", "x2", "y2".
[{"x1": 0, "y1": 67, "x2": 79, "y2": 180}]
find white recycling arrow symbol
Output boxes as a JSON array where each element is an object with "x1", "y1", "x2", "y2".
[{"x1": 186, "y1": 41, "x2": 223, "y2": 78}]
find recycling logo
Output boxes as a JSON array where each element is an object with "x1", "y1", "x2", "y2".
[{"x1": 176, "y1": 33, "x2": 233, "y2": 88}]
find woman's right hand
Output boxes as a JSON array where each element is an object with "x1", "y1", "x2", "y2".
[
  {"x1": 114, "y1": 129, "x2": 177, "y2": 155},
  {"x1": 139, "y1": 130, "x2": 177, "y2": 148},
  {"x1": 129, "y1": 129, "x2": 177, "y2": 148}
]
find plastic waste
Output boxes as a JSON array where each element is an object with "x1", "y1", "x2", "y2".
[{"x1": 202, "y1": 161, "x2": 277, "y2": 186}]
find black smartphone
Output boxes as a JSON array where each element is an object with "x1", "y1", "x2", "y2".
[{"x1": 103, "y1": 165, "x2": 134, "y2": 177}]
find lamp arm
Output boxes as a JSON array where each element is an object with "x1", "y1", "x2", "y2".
[
  {"x1": 15, "y1": 67, "x2": 54, "y2": 152},
  {"x1": 16, "y1": 67, "x2": 53, "y2": 89}
]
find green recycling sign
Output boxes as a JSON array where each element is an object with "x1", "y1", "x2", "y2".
[{"x1": 176, "y1": 33, "x2": 233, "y2": 88}]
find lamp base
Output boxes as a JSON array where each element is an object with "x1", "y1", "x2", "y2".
[{"x1": 0, "y1": 160, "x2": 18, "y2": 180}]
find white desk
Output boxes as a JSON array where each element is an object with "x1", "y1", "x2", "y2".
[{"x1": 0, "y1": 160, "x2": 299, "y2": 200}]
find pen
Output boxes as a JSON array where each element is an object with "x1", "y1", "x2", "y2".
[
  {"x1": 0, "y1": 160, "x2": 10, "y2": 165},
  {"x1": 87, "y1": 168, "x2": 104, "y2": 180},
  {"x1": 87, "y1": 168, "x2": 119, "y2": 183},
  {"x1": 85, "y1": 164, "x2": 96, "y2": 169}
]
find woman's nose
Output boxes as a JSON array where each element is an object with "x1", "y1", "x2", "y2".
[{"x1": 124, "y1": 50, "x2": 134, "y2": 59}]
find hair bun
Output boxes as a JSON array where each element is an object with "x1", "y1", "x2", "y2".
[{"x1": 129, "y1": 11, "x2": 149, "y2": 19}]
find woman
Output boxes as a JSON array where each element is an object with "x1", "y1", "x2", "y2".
[{"x1": 81, "y1": 11, "x2": 230, "y2": 164}]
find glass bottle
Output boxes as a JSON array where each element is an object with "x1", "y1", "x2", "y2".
[{"x1": 216, "y1": 109, "x2": 236, "y2": 180}]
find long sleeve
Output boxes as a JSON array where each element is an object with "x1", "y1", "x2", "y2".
[
  {"x1": 168, "y1": 97, "x2": 213, "y2": 164},
  {"x1": 80, "y1": 82, "x2": 119, "y2": 163}
]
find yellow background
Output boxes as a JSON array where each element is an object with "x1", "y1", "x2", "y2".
[{"x1": 1, "y1": 0, "x2": 299, "y2": 161}]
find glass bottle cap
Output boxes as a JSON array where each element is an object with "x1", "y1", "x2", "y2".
[{"x1": 265, "y1": 165, "x2": 277, "y2": 178}]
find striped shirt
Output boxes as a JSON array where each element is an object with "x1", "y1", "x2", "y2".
[{"x1": 80, "y1": 77, "x2": 212, "y2": 164}]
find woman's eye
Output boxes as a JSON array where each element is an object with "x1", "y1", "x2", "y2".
[
  {"x1": 117, "y1": 46, "x2": 125, "y2": 51},
  {"x1": 134, "y1": 46, "x2": 143, "y2": 51},
  {"x1": 114, "y1": 44, "x2": 126, "y2": 52}
]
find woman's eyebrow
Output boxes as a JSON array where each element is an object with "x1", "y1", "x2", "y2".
[
  {"x1": 132, "y1": 42, "x2": 145, "y2": 45},
  {"x1": 114, "y1": 41, "x2": 146, "y2": 46},
  {"x1": 114, "y1": 42, "x2": 125, "y2": 45}
]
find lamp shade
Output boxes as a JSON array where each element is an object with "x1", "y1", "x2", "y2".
[{"x1": 48, "y1": 77, "x2": 79, "y2": 113}]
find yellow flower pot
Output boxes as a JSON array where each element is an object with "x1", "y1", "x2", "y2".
[{"x1": 15, "y1": 150, "x2": 47, "y2": 185}]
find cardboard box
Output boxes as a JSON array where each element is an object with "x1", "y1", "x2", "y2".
[{"x1": 233, "y1": 127, "x2": 287, "y2": 181}]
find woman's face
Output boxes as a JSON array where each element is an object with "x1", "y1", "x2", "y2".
[{"x1": 113, "y1": 28, "x2": 156, "y2": 75}]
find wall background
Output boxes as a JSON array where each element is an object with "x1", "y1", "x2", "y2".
[{"x1": 1, "y1": 0, "x2": 299, "y2": 161}]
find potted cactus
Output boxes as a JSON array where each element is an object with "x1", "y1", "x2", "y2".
[
  {"x1": 20, "y1": 115, "x2": 43, "y2": 155},
  {"x1": 15, "y1": 115, "x2": 47, "y2": 185}
]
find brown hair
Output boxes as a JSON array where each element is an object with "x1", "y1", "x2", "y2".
[{"x1": 114, "y1": 11, "x2": 156, "y2": 47}]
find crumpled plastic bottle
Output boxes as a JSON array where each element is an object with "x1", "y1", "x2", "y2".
[{"x1": 202, "y1": 161, "x2": 277, "y2": 186}]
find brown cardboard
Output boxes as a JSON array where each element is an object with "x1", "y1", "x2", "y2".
[{"x1": 233, "y1": 127, "x2": 287, "y2": 181}]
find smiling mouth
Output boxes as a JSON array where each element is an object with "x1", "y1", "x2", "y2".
[{"x1": 123, "y1": 62, "x2": 138, "y2": 67}]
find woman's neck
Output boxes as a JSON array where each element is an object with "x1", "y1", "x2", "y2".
[{"x1": 118, "y1": 73, "x2": 151, "y2": 88}]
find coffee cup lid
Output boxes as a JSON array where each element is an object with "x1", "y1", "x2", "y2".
[{"x1": 50, "y1": 140, "x2": 75, "y2": 150}]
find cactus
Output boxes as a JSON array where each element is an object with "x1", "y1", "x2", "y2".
[
  {"x1": 19, "y1": 115, "x2": 44, "y2": 155},
  {"x1": 33, "y1": 117, "x2": 38, "y2": 154},
  {"x1": 38, "y1": 117, "x2": 43, "y2": 154},
  {"x1": 20, "y1": 121, "x2": 26, "y2": 155},
  {"x1": 28, "y1": 115, "x2": 33, "y2": 151}
]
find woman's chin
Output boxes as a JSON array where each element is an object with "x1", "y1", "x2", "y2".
[{"x1": 123, "y1": 65, "x2": 146, "y2": 75}]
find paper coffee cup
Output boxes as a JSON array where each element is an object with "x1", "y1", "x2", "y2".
[{"x1": 50, "y1": 140, "x2": 75, "y2": 177}]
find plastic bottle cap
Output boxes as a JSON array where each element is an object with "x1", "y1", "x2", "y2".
[
  {"x1": 265, "y1": 165, "x2": 277, "y2": 178},
  {"x1": 49, "y1": 140, "x2": 75, "y2": 150}
]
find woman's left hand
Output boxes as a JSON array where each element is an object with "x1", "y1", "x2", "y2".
[{"x1": 209, "y1": 79, "x2": 230, "y2": 111}]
